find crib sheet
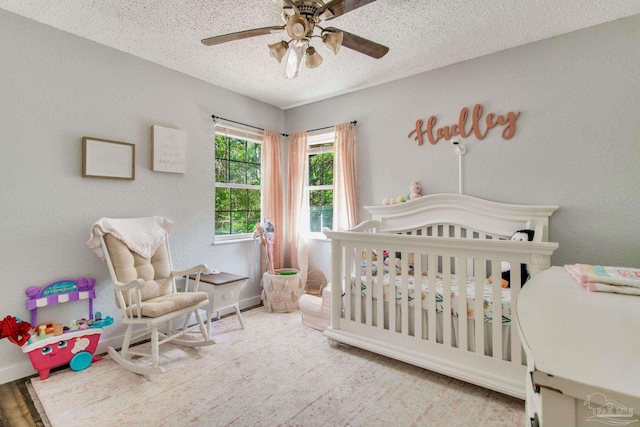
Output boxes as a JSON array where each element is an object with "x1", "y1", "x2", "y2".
[{"x1": 352, "y1": 273, "x2": 512, "y2": 323}]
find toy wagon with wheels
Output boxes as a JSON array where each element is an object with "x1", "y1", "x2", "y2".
[{"x1": 21, "y1": 277, "x2": 112, "y2": 380}]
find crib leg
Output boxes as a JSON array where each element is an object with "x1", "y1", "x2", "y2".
[{"x1": 327, "y1": 338, "x2": 340, "y2": 348}]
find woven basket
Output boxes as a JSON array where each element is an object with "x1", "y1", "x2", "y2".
[
  {"x1": 304, "y1": 270, "x2": 326, "y2": 296},
  {"x1": 261, "y1": 269, "x2": 303, "y2": 312}
]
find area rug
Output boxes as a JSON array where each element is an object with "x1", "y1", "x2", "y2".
[{"x1": 30, "y1": 308, "x2": 524, "y2": 426}]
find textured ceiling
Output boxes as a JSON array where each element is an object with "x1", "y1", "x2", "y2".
[{"x1": 1, "y1": 0, "x2": 639, "y2": 109}]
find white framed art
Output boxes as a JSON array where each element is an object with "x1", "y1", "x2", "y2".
[
  {"x1": 82, "y1": 137, "x2": 135, "y2": 180},
  {"x1": 152, "y1": 125, "x2": 187, "y2": 173}
]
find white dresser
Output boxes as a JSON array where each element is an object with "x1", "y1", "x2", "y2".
[{"x1": 517, "y1": 267, "x2": 640, "y2": 426}]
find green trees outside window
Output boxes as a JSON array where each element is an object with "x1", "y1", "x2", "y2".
[
  {"x1": 215, "y1": 134, "x2": 261, "y2": 236},
  {"x1": 215, "y1": 130, "x2": 334, "y2": 236},
  {"x1": 308, "y1": 149, "x2": 333, "y2": 232}
]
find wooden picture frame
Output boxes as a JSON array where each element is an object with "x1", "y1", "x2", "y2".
[
  {"x1": 151, "y1": 125, "x2": 187, "y2": 174},
  {"x1": 82, "y1": 137, "x2": 135, "y2": 180}
]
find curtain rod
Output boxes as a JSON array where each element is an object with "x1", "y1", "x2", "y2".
[
  {"x1": 211, "y1": 115, "x2": 357, "y2": 137},
  {"x1": 306, "y1": 120, "x2": 357, "y2": 133},
  {"x1": 211, "y1": 115, "x2": 287, "y2": 137}
]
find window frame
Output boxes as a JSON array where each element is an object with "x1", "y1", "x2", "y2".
[
  {"x1": 305, "y1": 130, "x2": 335, "y2": 238},
  {"x1": 214, "y1": 125, "x2": 263, "y2": 243}
]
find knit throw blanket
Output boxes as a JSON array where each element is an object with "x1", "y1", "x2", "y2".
[{"x1": 87, "y1": 216, "x2": 173, "y2": 260}]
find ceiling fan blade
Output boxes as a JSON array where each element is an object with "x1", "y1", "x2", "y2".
[
  {"x1": 201, "y1": 26, "x2": 284, "y2": 46},
  {"x1": 317, "y1": 0, "x2": 377, "y2": 20},
  {"x1": 326, "y1": 27, "x2": 389, "y2": 59}
]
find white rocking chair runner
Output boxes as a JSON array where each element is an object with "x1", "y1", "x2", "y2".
[{"x1": 91, "y1": 217, "x2": 215, "y2": 375}]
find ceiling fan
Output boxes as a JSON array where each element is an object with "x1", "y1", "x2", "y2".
[{"x1": 201, "y1": 0, "x2": 389, "y2": 79}]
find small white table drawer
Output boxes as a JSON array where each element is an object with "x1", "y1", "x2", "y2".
[{"x1": 191, "y1": 272, "x2": 248, "y2": 334}]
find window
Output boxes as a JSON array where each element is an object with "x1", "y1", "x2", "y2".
[
  {"x1": 215, "y1": 127, "x2": 262, "y2": 240},
  {"x1": 307, "y1": 132, "x2": 334, "y2": 233}
]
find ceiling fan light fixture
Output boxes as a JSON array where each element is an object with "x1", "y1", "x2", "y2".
[
  {"x1": 268, "y1": 40, "x2": 289, "y2": 63},
  {"x1": 201, "y1": 0, "x2": 391, "y2": 80},
  {"x1": 322, "y1": 31, "x2": 343, "y2": 55},
  {"x1": 284, "y1": 40, "x2": 307, "y2": 79},
  {"x1": 305, "y1": 46, "x2": 323, "y2": 68},
  {"x1": 292, "y1": 23, "x2": 305, "y2": 37},
  {"x1": 286, "y1": 14, "x2": 310, "y2": 40}
]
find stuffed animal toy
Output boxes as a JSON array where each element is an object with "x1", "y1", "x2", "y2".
[
  {"x1": 499, "y1": 229, "x2": 535, "y2": 288},
  {"x1": 409, "y1": 181, "x2": 421, "y2": 200},
  {"x1": 253, "y1": 218, "x2": 276, "y2": 275},
  {"x1": 383, "y1": 181, "x2": 422, "y2": 205},
  {"x1": 394, "y1": 252, "x2": 415, "y2": 274},
  {"x1": 384, "y1": 195, "x2": 407, "y2": 205}
]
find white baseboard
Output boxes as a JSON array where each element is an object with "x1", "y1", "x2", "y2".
[
  {"x1": 0, "y1": 360, "x2": 38, "y2": 385},
  {"x1": 0, "y1": 295, "x2": 263, "y2": 385}
]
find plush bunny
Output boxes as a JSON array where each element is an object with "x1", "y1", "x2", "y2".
[{"x1": 409, "y1": 181, "x2": 421, "y2": 200}]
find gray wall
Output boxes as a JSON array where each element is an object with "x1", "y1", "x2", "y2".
[
  {"x1": 286, "y1": 14, "x2": 640, "y2": 279},
  {"x1": 0, "y1": 10, "x2": 284, "y2": 382}
]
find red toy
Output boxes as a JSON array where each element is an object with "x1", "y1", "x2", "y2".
[
  {"x1": 20, "y1": 277, "x2": 112, "y2": 380},
  {"x1": 23, "y1": 329, "x2": 102, "y2": 380},
  {"x1": 0, "y1": 315, "x2": 32, "y2": 346}
]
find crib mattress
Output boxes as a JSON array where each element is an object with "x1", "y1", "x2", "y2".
[{"x1": 352, "y1": 273, "x2": 511, "y2": 323}]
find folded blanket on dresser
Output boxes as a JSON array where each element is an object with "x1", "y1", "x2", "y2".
[{"x1": 565, "y1": 264, "x2": 640, "y2": 295}]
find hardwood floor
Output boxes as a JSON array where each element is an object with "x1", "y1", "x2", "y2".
[{"x1": 0, "y1": 377, "x2": 44, "y2": 427}]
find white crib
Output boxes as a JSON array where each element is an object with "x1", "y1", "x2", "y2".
[{"x1": 323, "y1": 194, "x2": 559, "y2": 399}]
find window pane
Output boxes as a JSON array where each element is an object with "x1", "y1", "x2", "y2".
[
  {"x1": 229, "y1": 138, "x2": 246, "y2": 161},
  {"x1": 321, "y1": 189, "x2": 333, "y2": 206},
  {"x1": 321, "y1": 207, "x2": 333, "y2": 231},
  {"x1": 247, "y1": 164, "x2": 261, "y2": 185},
  {"x1": 309, "y1": 154, "x2": 320, "y2": 186},
  {"x1": 231, "y1": 188, "x2": 248, "y2": 211},
  {"x1": 310, "y1": 208, "x2": 322, "y2": 233},
  {"x1": 323, "y1": 160, "x2": 333, "y2": 184},
  {"x1": 309, "y1": 189, "x2": 332, "y2": 206},
  {"x1": 216, "y1": 187, "x2": 230, "y2": 211},
  {"x1": 231, "y1": 211, "x2": 248, "y2": 234},
  {"x1": 247, "y1": 189, "x2": 261, "y2": 211},
  {"x1": 229, "y1": 161, "x2": 246, "y2": 184},
  {"x1": 215, "y1": 211, "x2": 230, "y2": 234},
  {"x1": 215, "y1": 158, "x2": 227, "y2": 182},
  {"x1": 215, "y1": 135, "x2": 228, "y2": 159},
  {"x1": 309, "y1": 189, "x2": 333, "y2": 232},
  {"x1": 309, "y1": 152, "x2": 334, "y2": 186},
  {"x1": 247, "y1": 141, "x2": 261, "y2": 163}
]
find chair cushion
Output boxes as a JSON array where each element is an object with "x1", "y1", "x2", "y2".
[
  {"x1": 105, "y1": 234, "x2": 173, "y2": 303},
  {"x1": 126, "y1": 291, "x2": 209, "y2": 318}
]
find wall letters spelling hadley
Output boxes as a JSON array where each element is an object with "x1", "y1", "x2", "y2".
[{"x1": 408, "y1": 104, "x2": 520, "y2": 145}]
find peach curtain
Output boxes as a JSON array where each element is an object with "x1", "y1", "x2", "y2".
[
  {"x1": 333, "y1": 122, "x2": 358, "y2": 230},
  {"x1": 287, "y1": 131, "x2": 308, "y2": 281},
  {"x1": 261, "y1": 130, "x2": 284, "y2": 270}
]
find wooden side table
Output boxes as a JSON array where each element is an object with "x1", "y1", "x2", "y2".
[{"x1": 190, "y1": 272, "x2": 248, "y2": 336}]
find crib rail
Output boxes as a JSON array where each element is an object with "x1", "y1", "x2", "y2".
[{"x1": 324, "y1": 228, "x2": 558, "y2": 397}]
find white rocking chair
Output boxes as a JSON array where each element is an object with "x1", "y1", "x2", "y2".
[{"x1": 93, "y1": 218, "x2": 214, "y2": 375}]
